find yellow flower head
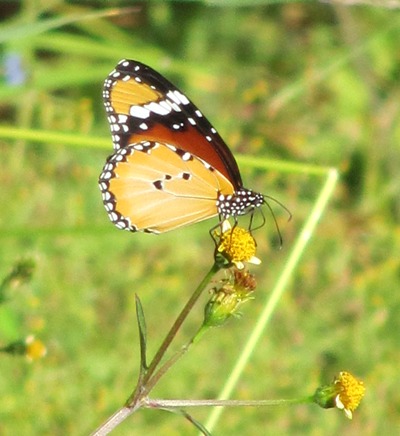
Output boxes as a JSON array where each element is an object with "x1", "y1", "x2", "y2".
[
  {"x1": 334, "y1": 371, "x2": 366, "y2": 419},
  {"x1": 25, "y1": 335, "x2": 47, "y2": 361},
  {"x1": 313, "y1": 371, "x2": 365, "y2": 419},
  {"x1": 216, "y1": 220, "x2": 261, "y2": 269},
  {"x1": 0, "y1": 334, "x2": 47, "y2": 361}
]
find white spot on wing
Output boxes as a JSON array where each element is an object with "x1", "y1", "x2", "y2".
[
  {"x1": 167, "y1": 90, "x2": 180, "y2": 105},
  {"x1": 159, "y1": 100, "x2": 173, "y2": 111},
  {"x1": 174, "y1": 90, "x2": 190, "y2": 105},
  {"x1": 145, "y1": 101, "x2": 171, "y2": 115},
  {"x1": 130, "y1": 105, "x2": 150, "y2": 119},
  {"x1": 167, "y1": 100, "x2": 181, "y2": 112}
]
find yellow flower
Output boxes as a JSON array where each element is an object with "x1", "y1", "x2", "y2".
[
  {"x1": 25, "y1": 335, "x2": 47, "y2": 361},
  {"x1": 0, "y1": 335, "x2": 47, "y2": 361},
  {"x1": 334, "y1": 371, "x2": 366, "y2": 419},
  {"x1": 215, "y1": 220, "x2": 261, "y2": 269},
  {"x1": 313, "y1": 371, "x2": 365, "y2": 419}
]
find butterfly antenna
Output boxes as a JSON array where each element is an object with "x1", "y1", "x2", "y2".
[
  {"x1": 261, "y1": 195, "x2": 292, "y2": 248},
  {"x1": 263, "y1": 194, "x2": 292, "y2": 222},
  {"x1": 249, "y1": 206, "x2": 265, "y2": 233}
]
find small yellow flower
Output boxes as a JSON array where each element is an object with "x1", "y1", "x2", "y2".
[
  {"x1": 25, "y1": 335, "x2": 47, "y2": 361},
  {"x1": 313, "y1": 371, "x2": 365, "y2": 419},
  {"x1": 0, "y1": 335, "x2": 47, "y2": 361},
  {"x1": 334, "y1": 371, "x2": 366, "y2": 419},
  {"x1": 215, "y1": 220, "x2": 261, "y2": 269}
]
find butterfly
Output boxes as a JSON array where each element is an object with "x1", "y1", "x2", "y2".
[{"x1": 99, "y1": 59, "x2": 265, "y2": 234}]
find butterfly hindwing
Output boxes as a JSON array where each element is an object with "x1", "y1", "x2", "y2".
[{"x1": 99, "y1": 140, "x2": 234, "y2": 234}]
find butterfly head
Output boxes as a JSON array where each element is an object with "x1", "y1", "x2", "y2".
[
  {"x1": 216, "y1": 188, "x2": 264, "y2": 220},
  {"x1": 216, "y1": 188, "x2": 291, "y2": 244}
]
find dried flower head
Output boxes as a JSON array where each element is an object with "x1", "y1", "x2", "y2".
[{"x1": 203, "y1": 269, "x2": 257, "y2": 328}]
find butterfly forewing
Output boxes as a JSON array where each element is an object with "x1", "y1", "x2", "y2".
[{"x1": 103, "y1": 59, "x2": 243, "y2": 189}]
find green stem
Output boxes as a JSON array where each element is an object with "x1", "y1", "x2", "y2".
[
  {"x1": 140, "y1": 322, "x2": 212, "y2": 395},
  {"x1": 0, "y1": 126, "x2": 109, "y2": 148},
  {"x1": 146, "y1": 396, "x2": 315, "y2": 409},
  {"x1": 91, "y1": 393, "x2": 314, "y2": 435},
  {"x1": 91, "y1": 405, "x2": 140, "y2": 436},
  {"x1": 204, "y1": 168, "x2": 339, "y2": 431},
  {"x1": 143, "y1": 339, "x2": 193, "y2": 395},
  {"x1": 127, "y1": 262, "x2": 221, "y2": 406}
]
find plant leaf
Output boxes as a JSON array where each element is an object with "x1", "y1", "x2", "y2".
[
  {"x1": 0, "y1": 7, "x2": 137, "y2": 43},
  {"x1": 135, "y1": 294, "x2": 148, "y2": 372}
]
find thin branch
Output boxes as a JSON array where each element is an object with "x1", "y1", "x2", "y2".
[
  {"x1": 128, "y1": 262, "x2": 221, "y2": 403},
  {"x1": 145, "y1": 397, "x2": 314, "y2": 409}
]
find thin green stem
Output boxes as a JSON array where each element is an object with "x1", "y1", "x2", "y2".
[
  {"x1": 237, "y1": 154, "x2": 333, "y2": 177},
  {"x1": 0, "y1": 126, "x2": 109, "y2": 148},
  {"x1": 91, "y1": 393, "x2": 314, "y2": 435},
  {"x1": 0, "y1": 7, "x2": 136, "y2": 44},
  {"x1": 146, "y1": 396, "x2": 314, "y2": 409},
  {"x1": 143, "y1": 322, "x2": 212, "y2": 392},
  {"x1": 144, "y1": 339, "x2": 193, "y2": 395},
  {"x1": 204, "y1": 168, "x2": 339, "y2": 432},
  {"x1": 127, "y1": 262, "x2": 221, "y2": 405},
  {"x1": 94, "y1": 262, "x2": 221, "y2": 435},
  {"x1": 91, "y1": 405, "x2": 140, "y2": 436}
]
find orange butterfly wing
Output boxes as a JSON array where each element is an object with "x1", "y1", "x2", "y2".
[
  {"x1": 103, "y1": 60, "x2": 243, "y2": 189},
  {"x1": 99, "y1": 141, "x2": 234, "y2": 233},
  {"x1": 100, "y1": 60, "x2": 264, "y2": 233}
]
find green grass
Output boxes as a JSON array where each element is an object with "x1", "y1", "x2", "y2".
[{"x1": 1, "y1": 1, "x2": 400, "y2": 435}]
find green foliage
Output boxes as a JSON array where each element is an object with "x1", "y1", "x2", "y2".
[
  {"x1": 1, "y1": 1, "x2": 399, "y2": 434},
  {"x1": 135, "y1": 295, "x2": 148, "y2": 372}
]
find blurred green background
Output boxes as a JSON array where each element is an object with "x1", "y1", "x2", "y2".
[{"x1": 1, "y1": 1, "x2": 399, "y2": 434}]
